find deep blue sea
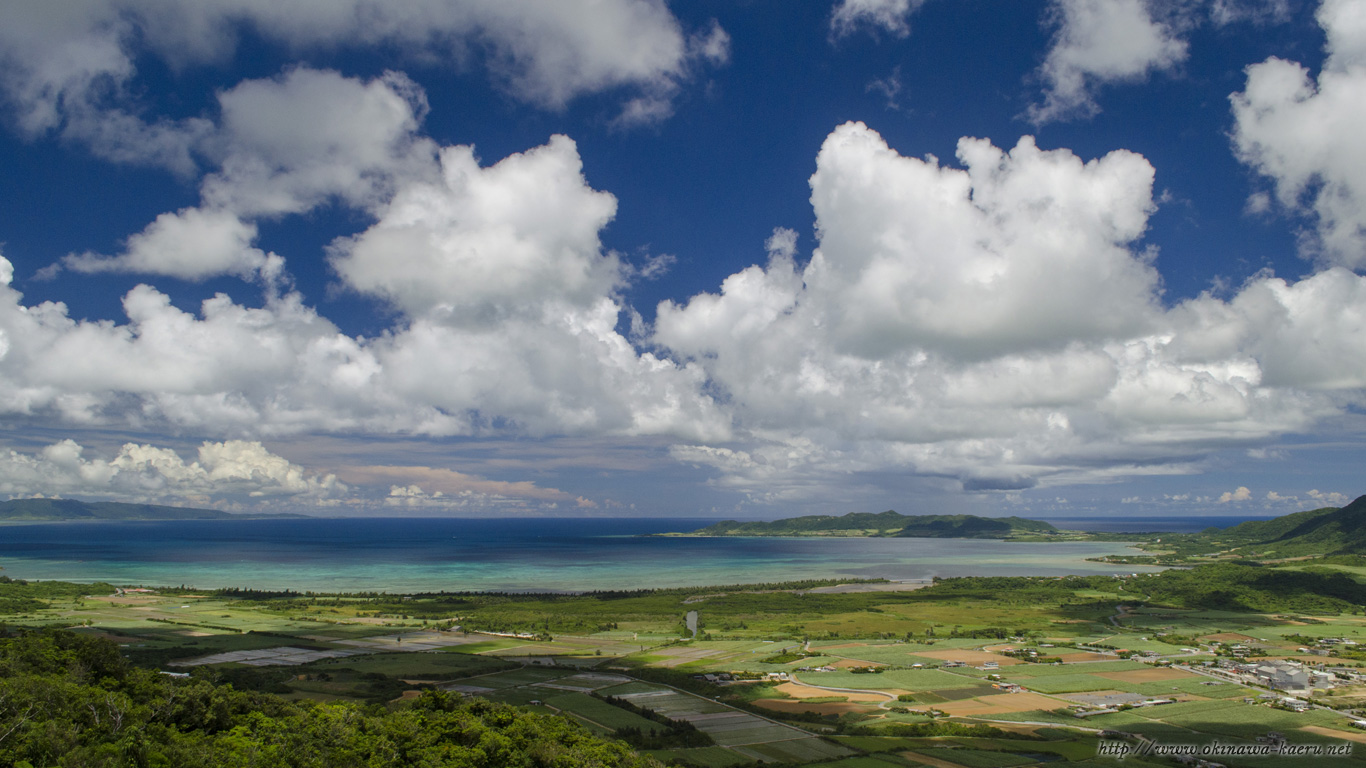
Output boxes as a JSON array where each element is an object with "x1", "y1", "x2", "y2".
[{"x1": 0, "y1": 516, "x2": 1189, "y2": 593}]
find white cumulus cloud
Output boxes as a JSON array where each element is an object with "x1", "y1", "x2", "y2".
[
  {"x1": 62, "y1": 208, "x2": 280, "y2": 282},
  {"x1": 0, "y1": 0, "x2": 723, "y2": 173},
  {"x1": 0, "y1": 122, "x2": 729, "y2": 445},
  {"x1": 1218, "y1": 485, "x2": 1253, "y2": 502},
  {"x1": 653, "y1": 122, "x2": 1366, "y2": 500},
  {"x1": 0, "y1": 439, "x2": 344, "y2": 506},
  {"x1": 1028, "y1": 0, "x2": 1189, "y2": 123},
  {"x1": 329, "y1": 135, "x2": 621, "y2": 320},
  {"x1": 1231, "y1": 0, "x2": 1366, "y2": 268},
  {"x1": 1307, "y1": 488, "x2": 1351, "y2": 506},
  {"x1": 830, "y1": 0, "x2": 928, "y2": 39}
]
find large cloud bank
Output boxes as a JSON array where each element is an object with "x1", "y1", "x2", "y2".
[
  {"x1": 0, "y1": 439, "x2": 343, "y2": 507},
  {"x1": 0, "y1": 1, "x2": 1364, "y2": 508},
  {"x1": 5, "y1": 112, "x2": 1361, "y2": 503},
  {"x1": 656, "y1": 121, "x2": 1366, "y2": 498}
]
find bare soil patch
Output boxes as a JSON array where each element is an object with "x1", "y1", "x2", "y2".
[
  {"x1": 1300, "y1": 725, "x2": 1366, "y2": 744},
  {"x1": 774, "y1": 682, "x2": 887, "y2": 702},
  {"x1": 1205, "y1": 632, "x2": 1259, "y2": 643},
  {"x1": 754, "y1": 699, "x2": 871, "y2": 715},
  {"x1": 935, "y1": 692, "x2": 1061, "y2": 716},
  {"x1": 914, "y1": 649, "x2": 1022, "y2": 666}
]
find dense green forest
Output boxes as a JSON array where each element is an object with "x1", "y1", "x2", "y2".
[
  {"x1": 1117, "y1": 495, "x2": 1366, "y2": 560},
  {"x1": 0, "y1": 629, "x2": 662, "y2": 767}
]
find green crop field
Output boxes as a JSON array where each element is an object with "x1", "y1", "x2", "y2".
[
  {"x1": 542, "y1": 692, "x2": 665, "y2": 732},
  {"x1": 805, "y1": 756, "x2": 919, "y2": 768},
  {"x1": 646, "y1": 746, "x2": 753, "y2": 767},
  {"x1": 329, "y1": 651, "x2": 509, "y2": 678},
  {"x1": 449, "y1": 666, "x2": 571, "y2": 688},
  {"x1": 909, "y1": 748, "x2": 1036, "y2": 767},
  {"x1": 1016, "y1": 673, "x2": 1123, "y2": 693},
  {"x1": 805, "y1": 667, "x2": 984, "y2": 691},
  {"x1": 732, "y1": 737, "x2": 852, "y2": 762}
]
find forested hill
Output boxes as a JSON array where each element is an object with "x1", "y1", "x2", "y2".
[
  {"x1": 0, "y1": 498, "x2": 302, "y2": 521},
  {"x1": 1190, "y1": 494, "x2": 1366, "y2": 556},
  {"x1": 0, "y1": 629, "x2": 661, "y2": 767},
  {"x1": 687, "y1": 510, "x2": 1059, "y2": 539}
]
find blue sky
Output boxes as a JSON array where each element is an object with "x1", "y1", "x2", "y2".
[{"x1": 0, "y1": 0, "x2": 1363, "y2": 519}]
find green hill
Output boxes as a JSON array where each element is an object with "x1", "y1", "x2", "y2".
[
  {"x1": 1222, "y1": 494, "x2": 1366, "y2": 556},
  {"x1": 1144, "y1": 495, "x2": 1366, "y2": 559},
  {"x1": 0, "y1": 498, "x2": 301, "y2": 521},
  {"x1": 688, "y1": 510, "x2": 1059, "y2": 539},
  {"x1": 0, "y1": 629, "x2": 662, "y2": 767}
]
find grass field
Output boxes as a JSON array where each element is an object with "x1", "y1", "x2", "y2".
[
  {"x1": 908, "y1": 748, "x2": 1036, "y2": 767},
  {"x1": 327, "y1": 651, "x2": 509, "y2": 679},
  {"x1": 803, "y1": 668, "x2": 986, "y2": 692},
  {"x1": 646, "y1": 746, "x2": 753, "y2": 767},
  {"x1": 542, "y1": 692, "x2": 665, "y2": 733}
]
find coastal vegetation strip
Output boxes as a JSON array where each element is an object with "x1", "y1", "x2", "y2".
[{"x1": 678, "y1": 511, "x2": 1063, "y2": 540}]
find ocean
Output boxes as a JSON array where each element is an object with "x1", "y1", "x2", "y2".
[{"x1": 0, "y1": 516, "x2": 1192, "y2": 594}]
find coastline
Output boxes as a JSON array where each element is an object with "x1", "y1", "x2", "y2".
[{"x1": 0, "y1": 516, "x2": 1164, "y2": 593}]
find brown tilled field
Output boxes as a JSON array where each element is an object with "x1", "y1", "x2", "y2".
[
  {"x1": 1205, "y1": 632, "x2": 1260, "y2": 643},
  {"x1": 774, "y1": 682, "x2": 888, "y2": 702},
  {"x1": 754, "y1": 699, "x2": 871, "y2": 715},
  {"x1": 933, "y1": 692, "x2": 1062, "y2": 716},
  {"x1": 914, "y1": 649, "x2": 1023, "y2": 666},
  {"x1": 1300, "y1": 725, "x2": 1366, "y2": 745}
]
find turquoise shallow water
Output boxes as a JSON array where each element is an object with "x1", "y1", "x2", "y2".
[{"x1": 0, "y1": 517, "x2": 1164, "y2": 593}]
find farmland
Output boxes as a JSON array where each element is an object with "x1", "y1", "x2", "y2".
[{"x1": 3, "y1": 565, "x2": 1366, "y2": 766}]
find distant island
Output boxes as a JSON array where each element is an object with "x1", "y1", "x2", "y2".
[
  {"x1": 0, "y1": 498, "x2": 304, "y2": 522},
  {"x1": 678, "y1": 510, "x2": 1062, "y2": 539},
  {"x1": 681, "y1": 496, "x2": 1366, "y2": 556}
]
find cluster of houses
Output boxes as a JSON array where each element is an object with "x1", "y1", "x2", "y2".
[
  {"x1": 694, "y1": 671, "x2": 791, "y2": 684},
  {"x1": 1310, "y1": 636, "x2": 1359, "y2": 651},
  {"x1": 1074, "y1": 697, "x2": 1177, "y2": 718},
  {"x1": 1203, "y1": 658, "x2": 1338, "y2": 692}
]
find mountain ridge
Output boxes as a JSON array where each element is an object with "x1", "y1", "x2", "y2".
[{"x1": 0, "y1": 498, "x2": 304, "y2": 521}]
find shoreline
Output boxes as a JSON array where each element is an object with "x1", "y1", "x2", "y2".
[{"x1": 0, "y1": 518, "x2": 1166, "y2": 594}]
